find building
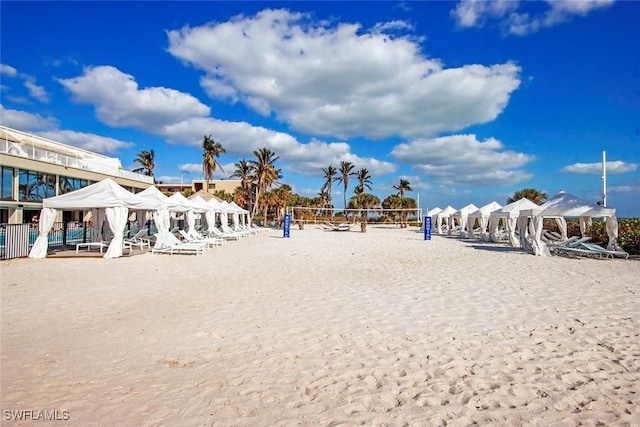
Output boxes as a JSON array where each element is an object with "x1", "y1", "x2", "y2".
[
  {"x1": 0, "y1": 125, "x2": 154, "y2": 224},
  {"x1": 156, "y1": 179, "x2": 241, "y2": 196}
]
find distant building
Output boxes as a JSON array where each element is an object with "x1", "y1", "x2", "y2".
[
  {"x1": 156, "y1": 179, "x2": 241, "y2": 196},
  {"x1": 0, "y1": 126, "x2": 154, "y2": 224}
]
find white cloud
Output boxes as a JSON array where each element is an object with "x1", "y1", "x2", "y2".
[
  {"x1": 370, "y1": 20, "x2": 414, "y2": 34},
  {"x1": 24, "y1": 80, "x2": 50, "y2": 103},
  {"x1": 562, "y1": 161, "x2": 638, "y2": 174},
  {"x1": 452, "y1": 0, "x2": 615, "y2": 35},
  {"x1": 177, "y1": 163, "x2": 203, "y2": 174},
  {"x1": 391, "y1": 134, "x2": 534, "y2": 186},
  {"x1": 167, "y1": 9, "x2": 520, "y2": 139},
  {"x1": 451, "y1": 0, "x2": 519, "y2": 28},
  {"x1": 0, "y1": 105, "x2": 58, "y2": 130},
  {"x1": 0, "y1": 64, "x2": 18, "y2": 77},
  {"x1": 57, "y1": 65, "x2": 211, "y2": 131},
  {"x1": 1, "y1": 65, "x2": 51, "y2": 103},
  {"x1": 36, "y1": 129, "x2": 133, "y2": 154}
]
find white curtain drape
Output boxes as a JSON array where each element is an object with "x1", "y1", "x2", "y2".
[
  {"x1": 530, "y1": 215, "x2": 550, "y2": 256},
  {"x1": 488, "y1": 216, "x2": 501, "y2": 242},
  {"x1": 506, "y1": 216, "x2": 519, "y2": 247},
  {"x1": 606, "y1": 216, "x2": 619, "y2": 250},
  {"x1": 153, "y1": 209, "x2": 170, "y2": 234},
  {"x1": 205, "y1": 210, "x2": 215, "y2": 233},
  {"x1": 579, "y1": 216, "x2": 592, "y2": 237},
  {"x1": 232, "y1": 213, "x2": 240, "y2": 230},
  {"x1": 517, "y1": 216, "x2": 531, "y2": 251},
  {"x1": 185, "y1": 210, "x2": 196, "y2": 232},
  {"x1": 104, "y1": 207, "x2": 128, "y2": 258},
  {"x1": 28, "y1": 207, "x2": 57, "y2": 258}
]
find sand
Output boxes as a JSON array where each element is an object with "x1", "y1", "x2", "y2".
[{"x1": 1, "y1": 226, "x2": 639, "y2": 426}]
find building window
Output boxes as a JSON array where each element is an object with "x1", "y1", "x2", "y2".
[
  {"x1": 59, "y1": 176, "x2": 88, "y2": 195},
  {"x1": 1, "y1": 166, "x2": 14, "y2": 200},
  {"x1": 18, "y1": 169, "x2": 56, "y2": 201}
]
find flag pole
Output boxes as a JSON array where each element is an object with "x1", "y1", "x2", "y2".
[{"x1": 602, "y1": 151, "x2": 607, "y2": 207}]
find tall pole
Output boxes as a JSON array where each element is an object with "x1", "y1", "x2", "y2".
[{"x1": 602, "y1": 151, "x2": 607, "y2": 207}]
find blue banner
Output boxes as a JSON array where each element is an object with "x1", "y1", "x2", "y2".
[
  {"x1": 283, "y1": 214, "x2": 291, "y2": 238},
  {"x1": 424, "y1": 216, "x2": 432, "y2": 241}
]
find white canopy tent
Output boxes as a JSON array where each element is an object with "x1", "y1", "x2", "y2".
[
  {"x1": 189, "y1": 195, "x2": 214, "y2": 230},
  {"x1": 435, "y1": 206, "x2": 457, "y2": 234},
  {"x1": 520, "y1": 190, "x2": 618, "y2": 257},
  {"x1": 451, "y1": 204, "x2": 478, "y2": 238},
  {"x1": 220, "y1": 201, "x2": 242, "y2": 230},
  {"x1": 28, "y1": 178, "x2": 148, "y2": 259},
  {"x1": 489, "y1": 198, "x2": 539, "y2": 247},
  {"x1": 467, "y1": 201, "x2": 503, "y2": 241},
  {"x1": 135, "y1": 186, "x2": 183, "y2": 234},
  {"x1": 230, "y1": 201, "x2": 250, "y2": 228},
  {"x1": 168, "y1": 192, "x2": 198, "y2": 231},
  {"x1": 426, "y1": 207, "x2": 442, "y2": 231},
  {"x1": 206, "y1": 198, "x2": 226, "y2": 233}
]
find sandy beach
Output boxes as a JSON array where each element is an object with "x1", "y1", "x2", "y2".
[{"x1": 1, "y1": 226, "x2": 639, "y2": 426}]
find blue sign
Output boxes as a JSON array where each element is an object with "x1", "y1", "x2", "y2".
[
  {"x1": 283, "y1": 214, "x2": 291, "y2": 238},
  {"x1": 423, "y1": 216, "x2": 432, "y2": 241}
]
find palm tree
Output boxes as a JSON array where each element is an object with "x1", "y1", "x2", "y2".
[
  {"x1": 320, "y1": 165, "x2": 338, "y2": 212},
  {"x1": 348, "y1": 192, "x2": 380, "y2": 233},
  {"x1": 230, "y1": 159, "x2": 254, "y2": 211},
  {"x1": 272, "y1": 184, "x2": 293, "y2": 223},
  {"x1": 249, "y1": 147, "x2": 282, "y2": 216},
  {"x1": 354, "y1": 168, "x2": 372, "y2": 195},
  {"x1": 335, "y1": 161, "x2": 356, "y2": 211},
  {"x1": 202, "y1": 135, "x2": 226, "y2": 193},
  {"x1": 507, "y1": 188, "x2": 548, "y2": 205},
  {"x1": 133, "y1": 149, "x2": 155, "y2": 177},
  {"x1": 393, "y1": 178, "x2": 412, "y2": 198}
]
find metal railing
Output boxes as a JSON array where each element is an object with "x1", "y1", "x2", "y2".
[
  {"x1": 0, "y1": 127, "x2": 153, "y2": 184},
  {"x1": 0, "y1": 220, "x2": 158, "y2": 259}
]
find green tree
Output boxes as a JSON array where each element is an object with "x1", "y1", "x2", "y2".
[
  {"x1": 354, "y1": 168, "x2": 372, "y2": 195},
  {"x1": 335, "y1": 161, "x2": 356, "y2": 211},
  {"x1": 507, "y1": 188, "x2": 548, "y2": 205},
  {"x1": 320, "y1": 165, "x2": 338, "y2": 213},
  {"x1": 202, "y1": 135, "x2": 226, "y2": 193},
  {"x1": 249, "y1": 147, "x2": 282, "y2": 216},
  {"x1": 393, "y1": 178, "x2": 412, "y2": 198},
  {"x1": 349, "y1": 192, "x2": 380, "y2": 233},
  {"x1": 133, "y1": 149, "x2": 155, "y2": 177},
  {"x1": 230, "y1": 159, "x2": 254, "y2": 211}
]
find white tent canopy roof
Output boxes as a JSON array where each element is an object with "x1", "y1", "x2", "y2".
[
  {"x1": 168, "y1": 192, "x2": 196, "y2": 212},
  {"x1": 520, "y1": 190, "x2": 616, "y2": 218},
  {"x1": 189, "y1": 195, "x2": 213, "y2": 213},
  {"x1": 230, "y1": 201, "x2": 249, "y2": 213},
  {"x1": 468, "y1": 201, "x2": 502, "y2": 219},
  {"x1": 207, "y1": 197, "x2": 226, "y2": 212},
  {"x1": 136, "y1": 186, "x2": 183, "y2": 211},
  {"x1": 427, "y1": 207, "x2": 442, "y2": 217},
  {"x1": 490, "y1": 198, "x2": 539, "y2": 219},
  {"x1": 43, "y1": 178, "x2": 146, "y2": 209},
  {"x1": 437, "y1": 206, "x2": 458, "y2": 217},
  {"x1": 452, "y1": 204, "x2": 479, "y2": 217}
]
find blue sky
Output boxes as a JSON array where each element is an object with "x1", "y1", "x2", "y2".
[{"x1": 1, "y1": 1, "x2": 638, "y2": 216}]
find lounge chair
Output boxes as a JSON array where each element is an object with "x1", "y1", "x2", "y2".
[
  {"x1": 151, "y1": 232, "x2": 205, "y2": 256},
  {"x1": 577, "y1": 242, "x2": 629, "y2": 260},
  {"x1": 124, "y1": 229, "x2": 153, "y2": 250},
  {"x1": 220, "y1": 225, "x2": 249, "y2": 238},
  {"x1": 210, "y1": 227, "x2": 242, "y2": 241},
  {"x1": 179, "y1": 229, "x2": 224, "y2": 248}
]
